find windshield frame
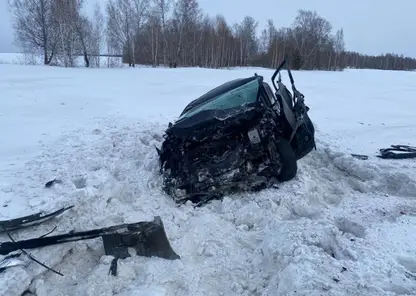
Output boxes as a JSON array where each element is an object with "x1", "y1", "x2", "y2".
[{"x1": 178, "y1": 77, "x2": 262, "y2": 120}]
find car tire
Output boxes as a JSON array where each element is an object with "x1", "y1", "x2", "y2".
[{"x1": 275, "y1": 136, "x2": 298, "y2": 182}]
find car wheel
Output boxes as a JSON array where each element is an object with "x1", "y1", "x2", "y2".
[{"x1": 275, "y1": 136, "x2": 297, "y2": 181}]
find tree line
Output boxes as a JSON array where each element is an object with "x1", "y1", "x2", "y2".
[{"x1": 8, "y1": 0, "x2": 416, "y2": 71}]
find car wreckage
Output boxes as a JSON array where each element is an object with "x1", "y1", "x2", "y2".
[
  {"x1": 0, "y1": 206, "x2": 180, "y2": 277},
  {"x1": 158, "y1": 59, "x2": 316, "y2": 205}
]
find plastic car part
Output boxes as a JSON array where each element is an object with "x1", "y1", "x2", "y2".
[
  {"x1": 0, "y1": 206, "x2": 74, "y2": 233},
  {"x1": 0, "y1": 216, "x2": 180, "y2": 259},
  {"x1": 378, "y1": 145, "x2": 416, "y2": 159}
]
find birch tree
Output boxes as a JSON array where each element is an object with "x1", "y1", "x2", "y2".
[
  {"x1": 333, "y1": 28, "x2": 345, "y2": 70},
  {"x1": 9, "y1": 0, "x2": 57, "y2": 64},
  {"x1": 131, "y1": 0, "x2": 150, "y2": 64},
  {"x1": 90, "y1": 3, "x2": 105, "y2": 67},
  {"x1": 151, "y1": 0, "x2": 172, "y2": 65},
  {"x1": 106, "y1": 0, "x2": 135, "y2": 66},
  {"x1": 51, "y1": 0, "x2": 87, "y2": 67},
  {"x1": 171, "y1": 0, "x2": 201, "y2": 65},
  {"x1": 9, "y1": 0, "x2": 416, "y2": 71}
]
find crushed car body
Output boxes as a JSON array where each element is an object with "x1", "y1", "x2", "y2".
[{"x1": 158, "y1": 59, "x2": 316, "y2": 205}]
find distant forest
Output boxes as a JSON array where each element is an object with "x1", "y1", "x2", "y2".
[{"x1": 8, "y1": 0, "x2": 416, "y2": 71}]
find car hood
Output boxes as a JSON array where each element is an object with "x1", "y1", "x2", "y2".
[{"x1": 165, "y1": 103, "x2": 260, "y2": 141}]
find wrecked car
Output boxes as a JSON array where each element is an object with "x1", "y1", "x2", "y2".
[{"x1": 158, "y1": 59, "x2": 316, "y2": 205}]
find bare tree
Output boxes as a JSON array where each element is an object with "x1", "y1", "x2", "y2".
[
  {"x1": 76, "y1": 15, "x2": 93, "y2": 67},
  {"x1": 171, "y1": 0, "x2": 202, "y2": 65},
  {"x1": 141, "y1": 13, "x2": 161, "y2": 66},
  {"x1": 213, "y1": 15, "x2": 233, "y2": 68},
  {"x1": 131, "y1": 0, "x2": 150, "y2": 64},
  {"x1": 9, "y1": 1, "x2": 416, "y2": 71},
  {"x1": 235, "y1": 16, "x2": 258, "y2": 66},
  {"x1": 291, "y1": 9, "x2": 332, "y2": 69},
  {"x1": 90, "y1": 2, "x2": 105, "y2": 67},
  {"x1": 106, "y1": 0, "x2": 136, "y2": 66},
  {"x1": 51, "y1": 0, "x2": 86, "y2": 67},
  {"x1": 333, "y1": 28, "x2": 345, "y2": 70},
  {"x1": 151, "y1": 0, "x2": 172, "y2": 65},
  {"x1": 130, "y1": 6, "x2": 416, "y2": 71},
  {"x1": 9, "y1": 0, "x2": 57, "y2": 65}
]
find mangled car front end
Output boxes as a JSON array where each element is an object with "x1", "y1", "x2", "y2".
[
  {"x1": 158, "y1": 60, "x2": 315, "y2": 205},
  {"x1": 159, "y1": 77, "x2": 286, "y2": 204}
]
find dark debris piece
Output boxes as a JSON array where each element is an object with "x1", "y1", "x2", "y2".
[
  {"x1": 109, "y1": 257, "x2": 118, "y2": 276},
  {"x1": 0, "y1": 205, "x2": 73, "y2": 233},
  {"x1": 45, "y1": 179, "x2": 62, "y2": 188},
  {"x1": 0, "y1": 216, "x2": 180, "y2": 260},
  {"x1": 0, "y1": 216, "x2": 179, "y2": 276},
  {"x1": 378, "y1": 145, "x2": 416, "y2": 159},
  {"x1": 351, "y1": 154, "x2": 369, "y2": 160}
]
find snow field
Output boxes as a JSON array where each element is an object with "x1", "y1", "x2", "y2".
[{"x1": 0, "y1": 63, "x2": 416, "y2": 296}]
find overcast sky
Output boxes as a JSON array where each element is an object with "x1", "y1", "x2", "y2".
[{"x1": 1, "y1": 0, "x2": 415, "y2": 57}]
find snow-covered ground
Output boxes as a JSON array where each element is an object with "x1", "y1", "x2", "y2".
[{"x1": 0, "y1": 60, "x2": 416, "y2": 296}]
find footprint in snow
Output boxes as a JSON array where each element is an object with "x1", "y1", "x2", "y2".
[{"x1": 72, "y1": 176, "x2": 87, "y2": 189}]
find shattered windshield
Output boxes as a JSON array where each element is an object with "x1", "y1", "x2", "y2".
[{"x1": 179, "y1": 79, "x2": 260, "y2": 119}]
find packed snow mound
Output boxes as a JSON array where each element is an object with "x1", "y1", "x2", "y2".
[{"x1": 1, "y1": 118, "x2": 416, "y2": 296}]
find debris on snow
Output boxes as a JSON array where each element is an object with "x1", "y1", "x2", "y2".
[
  {"x1": 0, "y1": 215, "x2": 179, "y2": 277},
  {"x1": 0, "y1": 205, "x2": 73, "y2": 233}
]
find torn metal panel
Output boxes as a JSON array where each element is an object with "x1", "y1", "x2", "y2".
[{"x1": 0, "y1": 216, "x2": 179, "y2": 260}]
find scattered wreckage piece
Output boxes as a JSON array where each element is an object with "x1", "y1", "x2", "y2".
[
  {"x1": 0, "y1": 205, "x2": 73, "y2": 233},
  {"x1": 1, "y1": 225, "x2": 61, "y2": 275},
  {"x1": 0, "y1": 252, "x2": 25, "y2": 273},
  {"x1": 351, "y1": 145, "x2": 416, "y2": 161},
  {"x1": 1, "y1": 227, "x2": 64, "y2": 276},
  {"x1": 44, "y1": 178, "x2": 63, "y2": 188},
  {"x1": 378, "y1": 145, "x2": 416, "y2": 159},
  {"x1": 158, "y1": 59, "x2": 316, "y2": 205},
  {"x1": 0, "y1": 216, "x2": 180, "y2": 276}
]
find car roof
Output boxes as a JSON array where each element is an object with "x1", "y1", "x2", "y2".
[{"x1": 180, "y1": 75, "x2": 261, "y2": 116}]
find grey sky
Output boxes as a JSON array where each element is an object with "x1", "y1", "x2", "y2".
[{"x1": 1, "y1": 0, "x2": 415, "y2": 57}]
